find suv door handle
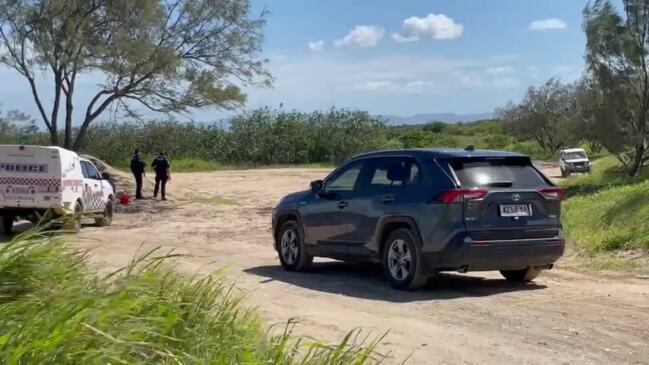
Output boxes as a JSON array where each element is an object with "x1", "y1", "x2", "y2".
[
  {"x1": 337, "y1": 201, "x2": 348, "y2": 209},
  {"x1": 381, "y1": 196, "x2": 394, "y2": 204}
]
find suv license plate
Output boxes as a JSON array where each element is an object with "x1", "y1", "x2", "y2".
[
  {"x1": 500, "y1": 204, "x2": 532, "y2": 217},
  {"x1": 11, "y1": 187, "x2": 31, "y2": 195}
]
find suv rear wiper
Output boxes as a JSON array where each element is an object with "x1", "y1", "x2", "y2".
[{"x1": 484, "y1": 181, "x2": 513, "y2": 188}]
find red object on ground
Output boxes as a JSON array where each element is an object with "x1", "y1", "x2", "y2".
[{"x1": 119, "y1": 191, "x2": 129, "y2": 205}]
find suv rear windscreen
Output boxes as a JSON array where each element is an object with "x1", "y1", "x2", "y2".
[{"x1": 447, "y1": 157, "x2": 549, "y2": 189}]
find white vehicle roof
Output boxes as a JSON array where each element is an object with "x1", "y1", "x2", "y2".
[
  {"x1": 0, "y1": 144, "x2": 78, "y2": 154},
  {"x1": 561, "y1": 148, "x2": 586, "y2": 153}
]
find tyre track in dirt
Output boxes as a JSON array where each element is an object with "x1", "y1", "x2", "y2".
[{"x1": 74, "y1": 166, "x2": 649, "y2": 364}]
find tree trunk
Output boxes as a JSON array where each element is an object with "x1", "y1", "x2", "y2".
[
  {"x1": 64, "y1": 93, "x2": 74, "y2": 149},
  {"x1": 63, "y1": 72, "x2": 76, "y2": 149},
  {"x1": 72, "y1": 117, "x2": 91, "y2": 151},
  {"x1": 627, "y1": 144, "x2": 646, "y2": 177},
  {"x1": 49, "y1": 126, "x2": 58, "y2": 146}
]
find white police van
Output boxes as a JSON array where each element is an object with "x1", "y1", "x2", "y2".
[{"x1": 0, "y1": 145, "x2": 115, "y2": 234}]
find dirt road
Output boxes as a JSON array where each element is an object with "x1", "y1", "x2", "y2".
[{"x1": 74, "y1": 166, "x2": 649, "y2": 364}]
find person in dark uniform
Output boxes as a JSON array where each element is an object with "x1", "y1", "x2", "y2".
[
  {"x1": 151, "y1": 152, "x2": 171, "y2": 200},
  {"x1": 130, "y1": 149, "x2": 146, "y2": 200}
]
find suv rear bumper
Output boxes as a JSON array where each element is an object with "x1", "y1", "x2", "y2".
[{"x1": 421, "y1": 235, "x2": 565, "y2": 274}]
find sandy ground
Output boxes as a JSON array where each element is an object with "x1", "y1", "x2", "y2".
[{"x1": 71, "y1": 164, "x2": 649, "y2": 364}]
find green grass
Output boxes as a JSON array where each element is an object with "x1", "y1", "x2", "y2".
[
  {"x1": 115, "y1": 156, "x2": 332, "y2": 173},
  {"x1": 561, "y1": 156, "x2": 649, "y2": 261},
  {"x1": 0, "y1": 232, "x2": 382, "y2": 364},
  {"x1": 563, "y1": 179, "x2": 649, "y2": 252},
  {"x1": 560, "y1": 156, "x2": 649, "y2": 197}
]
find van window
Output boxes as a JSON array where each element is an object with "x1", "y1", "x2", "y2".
[
  {"x1": 448, "y1": 157, "x2": 548, "y2": 189},
  {"x1": 81, "y1": 161, "x2": 101, "y2": 180}
]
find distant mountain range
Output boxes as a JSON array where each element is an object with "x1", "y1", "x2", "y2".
[{"x1": 383, "y1": 112, "x2": 495, "y2": 125}]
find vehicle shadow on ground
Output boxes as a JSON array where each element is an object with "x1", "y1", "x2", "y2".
[{"x1": 245, "y1": 261, "x2": 546, "y2": 303}]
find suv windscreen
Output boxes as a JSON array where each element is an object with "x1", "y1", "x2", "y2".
[
  {"x1": 564, "y1": 151, "x2": 587, "y2": 160},
  {"x1": 447, "y1": 157, "x2": 549, "y2": 189}
]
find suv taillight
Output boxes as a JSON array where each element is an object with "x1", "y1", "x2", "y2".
[
  {"x1": 436, "y1": 188, "x2": 488, "y2": 203},
  {"x1": 537, "y1": 187, "x2": 565, "y2": 201}
]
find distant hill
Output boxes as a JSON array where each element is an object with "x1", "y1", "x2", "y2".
[{"x1": 383, "y1": 112, "x2": 495, "y2": 125}]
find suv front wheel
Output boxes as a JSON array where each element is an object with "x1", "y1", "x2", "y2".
[
  {"x1": 382, "y1": 228, "x2": 427, "y2": 290},
  {"x1": 277, "y1": 221, "x2": 313, "y2": 272}
]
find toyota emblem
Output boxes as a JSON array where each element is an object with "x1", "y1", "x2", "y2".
[{"x1": 511, "y1": 193, "x2": 521, "y2": 202}]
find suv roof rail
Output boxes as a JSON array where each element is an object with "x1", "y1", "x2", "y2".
[{"x1": 464, "y1": 145, "x2": 475, "y2": 151}]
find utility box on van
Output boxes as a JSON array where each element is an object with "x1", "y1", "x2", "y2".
[{"x1": 0, "y1": 145, "x2": 115, "y2": 234}]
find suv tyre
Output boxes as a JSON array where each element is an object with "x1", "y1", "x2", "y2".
[
  {"x1": 500, "y1": 267, "x2": 541, "y2": 282},
  {"x1": 277, "y1": 221, "x2": 313, "y2": 272},
  {"x1": 382, "y1": 228, "x2": 427, "y2": 290}
]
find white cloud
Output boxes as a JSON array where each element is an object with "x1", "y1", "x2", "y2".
[
  {"x1": 403, "y1": 80, "x2": 431, "y2": 94},
  {"x1": 308, "y1": 40, "x2": 325, "y2": 53},
  {"x1": 335, "y1": 26, "x2": 385, "y2": 48},
  {"x1": 485, "y1": 66, "x2": 515, "y2": 75},
  {"x1": 392, "y1": 13, "x2": 463, "y2": 42},
  {"x1": 355, "y1": 80, "x2": 431, "y2": 94},
  {"x1": 492, "y1": 76, "x2": 520, "y2": 88},
  {"x1": 528, "y1": 18, "x2": 567, "y2": 31},
  {"x1": 528, "y1": 65, "x2": 540, "y2": 80},
  {"x1": 453, "y1": 71, "x2": 485, "y2": 88},
  {"x1": 238, "y1": 53, "x2": 528, "y2": 116},
  {"x1": 356, "y1": 80, "x2": 400, "y2": 92}
]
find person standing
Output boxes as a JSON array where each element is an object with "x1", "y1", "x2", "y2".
[
  {"x1": 152, "y1": 152, "x2": 171, "y2": 201},
  {"x1": 130, "y1": 149, "x2": 146, "y2": 200}
]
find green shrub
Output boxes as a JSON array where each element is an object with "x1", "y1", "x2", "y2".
[{"x1": 0, "y1": 233, "x2": 381, "y2": 364}]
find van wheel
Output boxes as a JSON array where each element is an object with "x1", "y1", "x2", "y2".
[
  {"x1": 500, "y1": 268, "x2": 541, "y2": 282},
  {"x1": 64, "y1": 202, "x2": 83, "y2": 233},
  {"x1": 382, "y1": 228, "x2": 427, "y2": 290},
  {"x1": 277, "y1": 221, "x2": 312, "y2": 272},
  {"x1": 2, "y1": 215, "x2": 15, "y2": 235},
  {"x1": 96, "y1": 200, "x2": 114, "y2": 227}
]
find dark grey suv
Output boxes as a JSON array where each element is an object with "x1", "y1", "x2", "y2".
[{"x1": 272, "y1": 149, "x2": 565, "y2": 290}]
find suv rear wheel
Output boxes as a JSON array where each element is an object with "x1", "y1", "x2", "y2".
[
  {"x1": 500, "y1": 267, "x2": 541, "y2": 282},
  {"x1": 382, "y1": 228, "x2": 427, "y2": 290},
  {"x1": 277, "y1": 221, "x2": 312, "y2": 272}
]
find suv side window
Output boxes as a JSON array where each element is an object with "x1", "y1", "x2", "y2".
[
  {"x1": 363, "y1": 157, "x2": 422, "y2": 191},
  {"x1": 325, "y1": 160, "x2": 365, "y2": 192}
]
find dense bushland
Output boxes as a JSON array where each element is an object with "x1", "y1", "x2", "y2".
[
  {"x1": 12, "y1": 108, "x2": 388, "y2": 168},
  {"x1": 10, "y1": 112, "x2": 558, "y2": 169}
]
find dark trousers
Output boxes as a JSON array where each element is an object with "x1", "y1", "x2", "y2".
[
  {"x1": 133, "y1": 173, "x2": 143, "y2": 199},
  {"x1": 154, "y1": 175, "x2": 168, "y2": 199}
]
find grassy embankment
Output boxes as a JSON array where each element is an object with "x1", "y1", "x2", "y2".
[
  {"x1": 0, "y1": 232, "x2": 381, "y2": 364},
  {"x1": 561, "y1": 156, "x2": 649, "y2": 271}
]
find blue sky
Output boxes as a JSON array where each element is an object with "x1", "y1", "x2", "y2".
[
  {"x1": 245, "y1": 0, "x2": 588, "y2": 116},
  {"x1": 0, "y1": 0, "x2": 588, "y2": 123}
]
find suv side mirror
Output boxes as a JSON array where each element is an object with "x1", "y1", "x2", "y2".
[
  {"x1": 310, "y1": 180, "x2": 323, "y2": 194},
  {"x1": 101, "y1": 172, "x2": 111, "y2": 180}
]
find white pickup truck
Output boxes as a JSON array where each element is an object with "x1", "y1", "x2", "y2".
[
  {"x1": 0, "y1": 145, "x2": 115, "y2": 234},
  {"x1": 559, "y1": 147, "x2": 592, "y2": 177}
]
